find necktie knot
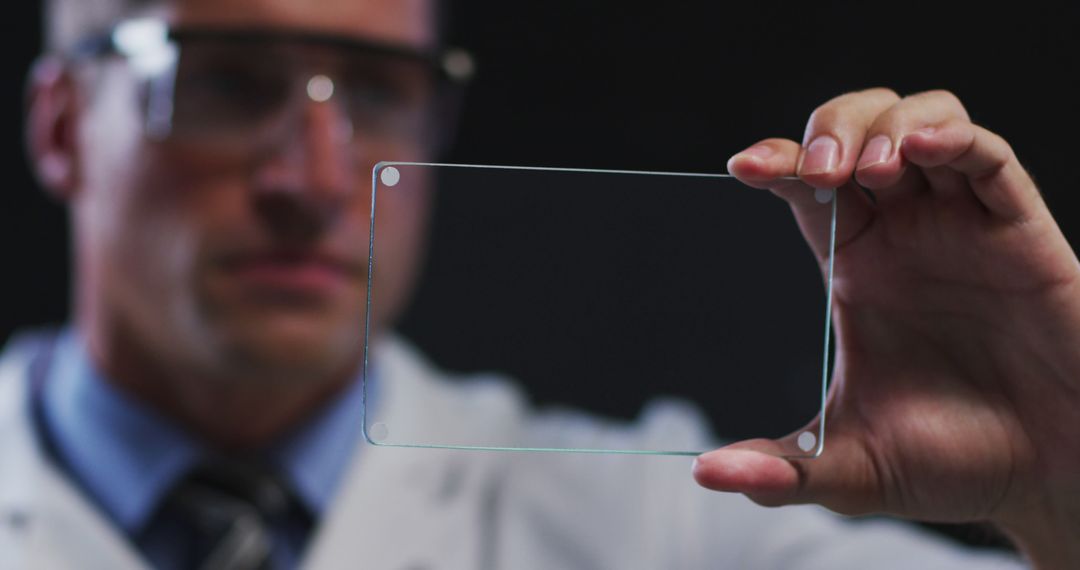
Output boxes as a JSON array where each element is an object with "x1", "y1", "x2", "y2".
[
  {"x1": 158, "y1": 459, "x2": 309, "y2": 570},
  {"x1": 173, "y1": 460, "x2": 293, "y2": 520}
]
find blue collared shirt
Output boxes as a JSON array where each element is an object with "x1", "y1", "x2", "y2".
[{"x1": 39, "y1": 329, "x2": 368, "y2": 569}]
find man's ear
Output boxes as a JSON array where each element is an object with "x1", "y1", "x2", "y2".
[{"x1": 26, "y1": 55, "x2": 82, "y2": 202}]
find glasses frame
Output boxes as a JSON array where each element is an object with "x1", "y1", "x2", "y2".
[
  {"x1": 66, "y1": 17, "x2": 475, "y2": 153},
  {"x1": 70, "y1": 18, "x2": 475, "y2": 84}
]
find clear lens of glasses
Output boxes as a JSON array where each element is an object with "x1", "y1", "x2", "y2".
[
  {"x1": 110, "y1": 18, "x2": 449, "y2": 150},
  {"x1": 362, "y1": 162, "x2": 836, "y2": 457}
]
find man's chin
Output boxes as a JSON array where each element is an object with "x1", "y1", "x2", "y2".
[{"x1": 212, "y1": 315, "x2": 363, "y2": 382}]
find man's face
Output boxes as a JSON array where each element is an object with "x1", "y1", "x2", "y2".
[{"x1": 70, "y1": 0, "x2": 436, "y2": 382}]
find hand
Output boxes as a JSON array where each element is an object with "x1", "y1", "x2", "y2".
[{"x1": 692, "y1": 88, "x2": 1080, "y2": 569}]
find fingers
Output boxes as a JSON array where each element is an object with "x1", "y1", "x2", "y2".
[
  {"x1": 727, "y1": 138, "x2": 874, "y2": 261},
  {"x1": 731, "y1": 88, "x2": 1041, "y2": 242},
  {"x1": 900, "y1": 120, "x2": 1041, "y2": 220},
  {"x1": 692, "y1": 443, "x2": 801, "y2": 504},
  {"x1": 727, "y1": 88, "x2": 904, "y2": 261},
  {"x1": 842, "y1": 89, "x2": 1038, "y2": 220},
  {"x1": 725, "y1": 138, "x2": 802, "y2": 184},
  {"x1": 693, "y1": 430, "x2": 881, "y2": 515},
  {"x1": 796, "y1": 87, "x2": 903, "y2": 190},
  {"x1": 792, "y1": 92, "x2": 946, "y2": 217}
]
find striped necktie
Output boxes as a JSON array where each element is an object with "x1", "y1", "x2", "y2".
[{"x1": 161, "y1": 460, "x2": 307, "y2": 570}]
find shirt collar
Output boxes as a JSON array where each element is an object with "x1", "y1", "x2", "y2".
[
  {"x1": 272, "y1": 368, "x2": 367, "y2": 515},
  {"x1": 40, "y1": 328, "x2": 369, "y2": 532},
  {"x1": 41, "y1": 330, "x2": 199, "y2": 532}
]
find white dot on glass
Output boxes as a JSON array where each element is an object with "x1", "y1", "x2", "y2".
[
  {"x1": 814, "y1": 188, "x2": 834, "y2": 204},
  {"x1": 380, "y1": 166, "x2": 401, "y2": 187},
  {"x1": 797, "y1": 431, "x2": 817, "y2": 452},
  {"x1": 306, "y1": 75, "x2": 335, "y2": 102},
  {"x1": 369, "y1": 422, "x2": 389, "y2": 443}
]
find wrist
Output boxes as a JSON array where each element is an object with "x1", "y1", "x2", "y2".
[{"x1": 995, "y1": 500, "x2": 1080, "y2": 570}]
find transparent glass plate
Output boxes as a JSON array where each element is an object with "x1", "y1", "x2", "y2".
[{"x1": 362, "y1": 162, "x2": 836, "y2": 458}]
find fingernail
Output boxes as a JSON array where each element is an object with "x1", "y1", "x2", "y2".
[
  {"x1": 735, "y1": 144, "x2": 775, "y2": 161},
  {"x1": 800, "y1": 136, "x2": 840, "y2": 175},
  {"x1": 913, "y1": 126, "x2": 936, "y2": 136},
  {"x1": 856, "y1": 135, "x2": 893, "y2": 170}
]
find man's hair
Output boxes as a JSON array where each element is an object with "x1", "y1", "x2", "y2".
[{"x1": 45, "y1": 0, "x2": 154, "y2": 53}]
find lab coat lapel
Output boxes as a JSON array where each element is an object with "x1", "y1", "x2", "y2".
[
  {"x1": 0, "y1": 339, "x2": 149, "y2": 570},
  {"x1": 0, "y1": 333, "x2": 522, "y2": 570},
  {"x1": 302, "y1": 337, "x2": 521, "y2": 570}
]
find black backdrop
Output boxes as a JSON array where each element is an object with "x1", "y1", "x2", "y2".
[
  {"x1": 4, "y1": 0, "x2": 1078, "y2": 548},
  {"x1": 8, "y1": 1, "x2": 1078, "y2": 337}
]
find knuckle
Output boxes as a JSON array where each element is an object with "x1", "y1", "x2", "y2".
[
  {"x1": 805, "y1": 88, "x2": 903, "y2": 142},
  {"x1": 758, "y1": 136, "x2": 790, "y2": 146},
  {"x1": 908, "y1": 89, "x2": 970, "y2": 115},
  {"x1": 811, "y1": 88, "x2": 868, "y2": 119},
  {"x1": 985, "y1": 129, "x2": 1016, "y2": 163},
  {"x1": 905, "y1": 88, "x2": 956, "y2": 102},
  {"x1": 929, "y1": 88, "x2": 961, "y2": 103},
  {"x1": 760, "y1": 137, "x2": 800, "y2": 152},
  {"x1": 866, "y1": 112, "x2": 900, "y2": 135},
  {"x1": 860, "y1": 86, "x2": 902, "y2": 102},
  {"x1": 806, "y1": 104, "x2": 842, "y2": 134},
  {"x1": 985, "y1": 127, "x2": 1010, "y2": 148},
  {"x1": 966, "y1": 126, "x2": 1015, "y2": 179}
]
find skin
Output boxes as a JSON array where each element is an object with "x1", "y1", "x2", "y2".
[
  {"x1": 693, "y1": 88, "x2": 1080, "y2": 569},
  {"x1": 25, "y1": 2, "x2": 1080, "y2": 568},
  {"x1": 27, "y1": 0, "x2": 435, "y2": 447}
]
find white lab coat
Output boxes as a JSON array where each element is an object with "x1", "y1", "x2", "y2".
[{"x1": 0, "y1": 332, "x2": 1026, "y2": 570}]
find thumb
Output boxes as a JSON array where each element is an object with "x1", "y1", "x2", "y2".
[{"x1": 692, "y1": 431, "x2": 880, "y2": 514}]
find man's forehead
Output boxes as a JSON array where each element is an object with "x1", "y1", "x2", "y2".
[{"x1": 166, "y1": 0, "x2": 434, "y2": 46}]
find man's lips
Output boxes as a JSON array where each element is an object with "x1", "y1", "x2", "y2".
[{"x1": 217, "y1": 250, "x2": 363, "y2": 292}]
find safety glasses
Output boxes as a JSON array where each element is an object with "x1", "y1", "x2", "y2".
[{"x1": 70, "y1": 18, "x2": 475, "y2": 157}]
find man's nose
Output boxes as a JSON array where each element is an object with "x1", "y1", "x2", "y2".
[{"x1": 252, "y1": 79, "x2": 356, "y2": 242}]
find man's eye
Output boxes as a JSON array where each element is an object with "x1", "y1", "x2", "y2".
[
  {"x1": 174, "y1": 68, "x2": 291, "y2": 122},
  {"x1": 347, "y1": 73, "x2": 434, "y2": 114},
  {"x1": 185, "y1": 69, "x2": 284, "y2": 97},
  {"x1": 350, "y1": 82, "x2": 404, "y2": 107}
]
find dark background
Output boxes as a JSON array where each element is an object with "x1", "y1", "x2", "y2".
[{"x1": 5, "y1": 0, "x2": 1078, "y2": 550}]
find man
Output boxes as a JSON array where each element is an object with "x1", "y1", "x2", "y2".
[{"x1": 2, "y1": 0, "x2": 1077, "y2": 568}]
